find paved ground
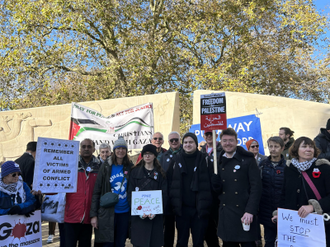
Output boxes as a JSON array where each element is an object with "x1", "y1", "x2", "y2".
[
  {"x1": 41, "y1": 222, "x2": 264, "y2": 247},
  {"x1": 41, "y1": 221, "x2": 210, "y2": 247}
]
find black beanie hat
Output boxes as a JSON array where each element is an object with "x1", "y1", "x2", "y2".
[
  {"x1": 141, "y1": 144, "x2": 158, "y2": 157},
  {"x1": 182, "y1": 132, "x2": 198, "y2": 147},
  {"x1": 327, "y1": 118, "x2": 330, "y2": 130}
]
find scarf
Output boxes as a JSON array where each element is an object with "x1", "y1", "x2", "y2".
[
  {"x1": 0, "y1": 176, "x2": 26, "y2": 204},
  {"x1": 291, "y1": 157, "x2": 317, "y2": 172}
]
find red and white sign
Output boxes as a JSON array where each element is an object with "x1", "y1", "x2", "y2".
[
  {"x1": 0, "y1": 210, "x2": 42, "y2": 247},
  {"x1": 200, "y1": 93, "x2": 227, "y2": 131}
]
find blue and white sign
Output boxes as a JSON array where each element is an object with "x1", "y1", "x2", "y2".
[{"x1": 189, "y1": 114, "x2": 265, "y2": 154}]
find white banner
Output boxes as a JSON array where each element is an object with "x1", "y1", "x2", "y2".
[
  {"x1": 278, "y1": 208, "x2": 326, "y2": 247},
  {"x1": 0, "y1": 210, "x2": 42, "y2": 247},
  {"x1": 131, "y1": 190, "x2": 163, "y2": 216},
  {"x1": 69, "y1": 102, "x2": 154, "y2": 150},
  {"x1": 33, "y1": 137, "x2": 79, "y2": 193}
]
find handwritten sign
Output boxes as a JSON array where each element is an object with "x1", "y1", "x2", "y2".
[
  {"x1": 131, "y1": 190, "x2": 163, "y2": 216},
  {"x1": 200, "y1": 93, "x2": 227, "y2": 131},
  {"x1": 33, "y1": 137, "x2": 79, "y2": 193},
  {"x1": 0, "y1": 210, "x2": 42, "y2": 247},
  {"x1": 278, "y1": 208, "x2": 326, "y2": 247}
]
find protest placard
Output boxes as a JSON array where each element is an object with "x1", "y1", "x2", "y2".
[
  {"x1": 189, "y1": 114, "x2": 265, "y2": 154},
  {"x1": 131, "y1": 190, "x2": 163, "y2": 216},
  {"x1": 200, "y1": 93, "x2": 227, "y2": 131},
  {"x1": 32, "y1": 137, "x2": 79, "y2": 193},
  {"x1": 278, "y1": 208, "x2": 326, "y2": 247},
  {"x1": 0, "y1": 210, "x2": 42, "y2": 247}
]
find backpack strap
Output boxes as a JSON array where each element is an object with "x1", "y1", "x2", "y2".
[{"x1": 301, "y1": 171, "x2": 321, "y2": 200}]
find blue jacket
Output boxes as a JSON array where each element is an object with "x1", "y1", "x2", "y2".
[
  {"x1": 0, "y1": 182, "x2": 36, "y2": 215},
  {"x1": 259, "y1": 155, "x2": 286, "y2": 227}
]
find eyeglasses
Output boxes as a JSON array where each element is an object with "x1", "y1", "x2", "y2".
[
  {"x1": 250, "y1": 145, "x2": 259, "y2": 148},
  {"x1": 11, "y1": 173, "x2": 20, "y2": 177},
  {"x1": 169, "y1": 138, "x2": 179, "y2": 143},
  {"x1": 82, "y1": 145, "x2": 92, "y2": 148},
  {"x1": 153, "y1": 137, "x2": 163, "y2": 141}
]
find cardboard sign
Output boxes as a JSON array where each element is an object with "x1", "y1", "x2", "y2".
[
  {"x1": 131, "y1": 190, "x2": 163, "y2": 216},
  {"x1": 200, "y1": 93, "x2": 227, "y2": 131},
  {"x1": 190, "y1": 114, "x2": 265, "y2": 155},
  {"x1": 0, "y1": 210, "x2": 42, "y2": 247},
  {"x1": 33, "y1": 137, "x2": 79, "y2": 193},
  {"x1": 278, "y1": 208, "x2": 326, "y2": 247}
]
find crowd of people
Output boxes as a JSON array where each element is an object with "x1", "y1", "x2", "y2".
[{"x1": 1, "y1": 118, "x2": 330, "y2": 247}]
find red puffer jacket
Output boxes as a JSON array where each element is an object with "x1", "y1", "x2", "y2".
[{"x1": 64, "y1": 156, "x2": 100, "y2": 224}]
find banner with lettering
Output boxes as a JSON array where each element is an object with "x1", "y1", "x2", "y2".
[
  {"x1": 69, "y1": 102, "x2": 154, "y2": 150},
  {"x1": 189, "y1": 114, "x2": 265, "y2": 154},
  {"x1": 200, "y1": 93, "x2": 227, "y2": 131},
  {"x1": 278, "y1": 208, "x2": 326, "y2": 247},
  {"x1": 0, "y1": 210, "x2": 42, "y2": 247},
  {"x1": 33, "y1": 137, "x2": 79, "y2": 193},
  {"x1": 131, "y1": 190, "x2": 163, "y2": 216}
]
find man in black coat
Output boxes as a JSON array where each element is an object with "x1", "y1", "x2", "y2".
[
  {"x1": 167, "y1": 132, "x2": 212, "y2": 247},
  {"x1": 15, "y1": 141, "x2": 37, "y2": 189},
  {"x1": 212, "y1": 128, "x2": 262, "y2": 247},
  {"x1": 314, "y1": 118, "x2": 330, "y2": 161}
]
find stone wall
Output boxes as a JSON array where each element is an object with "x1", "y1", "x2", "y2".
[
  {"x1": 0, "y1": 92, "x2": 180, "y2": 162},
  {"x1": 193, "y1": 90, "x2": 330, "y2": 154}
]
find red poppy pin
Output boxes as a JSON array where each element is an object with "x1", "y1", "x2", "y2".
[
  {"x1": 276, "y1": 170, "x2": 281, "y2": 174},
  {"x1": 312, "y1": 168, "x2": 321, "y2": 178}
]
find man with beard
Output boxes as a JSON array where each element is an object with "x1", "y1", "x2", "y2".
[
  {"x1": 279, "y1": 127, "x2": 295, "y2": 160},
  {"x1": 314, "y1": 118, "x2": 330, "y2": 161},
  {"x1": 64, "y1": 139, "x2": 100, "y2": 247},
  {"x1": 211, "y1": 128, "x2": 262, "y2": 247}
]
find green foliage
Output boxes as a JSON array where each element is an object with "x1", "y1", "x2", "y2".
[{"x1": 0, "y1": 0, "x2": 329, "y2": 133}]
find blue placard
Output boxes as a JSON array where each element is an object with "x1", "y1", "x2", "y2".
[{"x1": 189, "y1": 114, "x2": 265, "y2": 155}]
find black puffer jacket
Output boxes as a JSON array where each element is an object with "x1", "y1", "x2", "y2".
[
  {"x1": 314, "y1": 128, "x2": 330, "y2": 161},
  {"x1": 167, "y1": 150, "x2": 212, "y2": 218},
  {"x1": 259, "y1": 155, "x2": 286, "y2": 227}
]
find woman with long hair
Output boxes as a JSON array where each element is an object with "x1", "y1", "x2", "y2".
[
  {"x1": 128, "y1": 144, "x2": 167, "y2": 247},
  {"x1": 272, "y1": 136, "x2": 330, "y2": 246},
  {"x1": 90, "y1": 136, "x2": 133, "y2": 247}
]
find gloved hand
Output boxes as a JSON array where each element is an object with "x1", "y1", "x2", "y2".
[
  {"x1": 7, "y1": 205, "x2": 21, "y2": 215},
  {"x1": 24, "y1": 211, "x2": 34, "y2": 217}
]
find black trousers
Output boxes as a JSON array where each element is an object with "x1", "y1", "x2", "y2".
[
  {"x1": 176, "y1": 207, "x2": 208, "y2": 247},
  {"x1": 64, "y1": 222, "x2": 92, "y2": 247},
  {"x1": 204, "y1": 203, "x2": 220, "y2": 247},
  {"x1": 164, "y1": 214, "x2": 175, "y2": 247}
]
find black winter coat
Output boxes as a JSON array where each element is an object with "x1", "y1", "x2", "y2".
[
  {"x1": 90, "y1": 159, "x2": 133, "y2": 243},
  {"x1": 167, "y1": 150, "x2": 212, "y2": 218},
  {"x1": 314, "y1": 128, "x2": 330, "y2": 161},
  {"x1": 259, "y1": 156, "x2": 286, "y2": 227},
  {"x1": 15, "y1": 153, "x2": 35, "y2": 189},
  {"x1": 213, "y1": 146, "x2": 262, "y2": 242},
  {"x1": 280, "y1": 159, "x2": 330, "y2": 245},
  {"x1": 128, "y1": 165, "x2": 167, "y2": 247}
]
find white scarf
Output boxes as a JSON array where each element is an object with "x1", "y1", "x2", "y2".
[
  {"x1": 291, "y1": 157, "x2": 317, "y2": 172},
  {"x1": 0, "y1": 176, "x2": 26, "y2": 204}
]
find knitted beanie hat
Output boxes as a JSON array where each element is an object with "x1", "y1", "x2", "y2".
[
  {"x1": 326, "y1": 118, "x2": 330, "y2": 130},
  {"x1": 182, "y1": 132, "x2": 198, "y2": 147},
  {"x1": 113, "y1": 136, "x2": 127, "y2": 151},
  {"x1": 246, "y1": 139, "x2": 258, "y2": 150},
  {"x1": 141, "y1": 144, "x2": 158, "y2": 157},
  {"x1": 1, "y1": 161, "x2": 21, "y2": 178}
]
